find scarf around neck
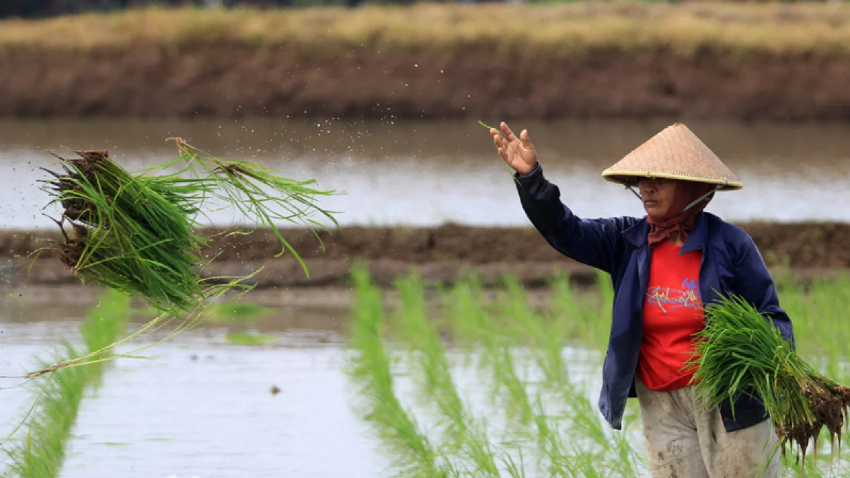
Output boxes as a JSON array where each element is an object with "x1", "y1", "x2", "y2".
[{"x1": 646, "y1": 181, "x2": 716, "y2": 247}]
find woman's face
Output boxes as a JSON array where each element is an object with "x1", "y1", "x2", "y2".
[{"x1": 638, "y1": 178, "x2": 677, "y2": 220}]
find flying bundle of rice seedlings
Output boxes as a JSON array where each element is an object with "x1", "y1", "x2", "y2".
[
  {"x1": 687, "y1": 295, "x2": 850, "y2": 465},
  {"x1": 37, "y1": 141, "x2": 338, "y2": 316},
  {"x1": 38, "y1": 150, "x2": 213, "y2": 315}
]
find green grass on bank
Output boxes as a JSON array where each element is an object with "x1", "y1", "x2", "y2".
[{"x1": 1, "y1": 3, "x2": 850, "y2": 57}]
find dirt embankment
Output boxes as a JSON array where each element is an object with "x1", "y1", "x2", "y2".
[
  {"x1": 4, "y1": 3, "x2": 850, "y2": 121},
  {"x1": 4, "y1": 222, "x2": 849, "y2": 289},
  {"x1": 2, "y1": 45, "x2": 850, "y2": 121}
]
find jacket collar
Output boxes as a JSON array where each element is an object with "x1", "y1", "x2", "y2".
[
  {"x1": 622, "y1": 212, "x2": 709, "y2": 253},
  {"x1": 622, "y1": 218, "x2": 649, "y2": 248},
  {"x1": 680, "y1": 212, "x2": 709, "y2": 254}
]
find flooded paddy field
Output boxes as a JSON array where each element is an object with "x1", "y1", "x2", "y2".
[
  {"x1": 0, "y1": 283, "x2": 625, "y2": 478},
  {"x1": 2, "y1": 268, "x2": 849, "y2": 477},
  {"x1": 1, "y1": 322, "x2": 383, "y2": 477},
  {"x1": 1, "y1": 116, "x2": 849, "y2": 476}
]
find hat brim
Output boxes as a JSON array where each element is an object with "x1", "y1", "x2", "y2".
[{"x1": 601, "y1": 169, "x2": 743, "y2": 191}]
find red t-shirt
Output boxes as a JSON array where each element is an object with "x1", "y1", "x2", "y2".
[{"x1": 638, "y1": 240, "x2": 706, "y2": 391}]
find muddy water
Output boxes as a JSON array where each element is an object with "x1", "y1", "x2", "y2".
[
  {"x1": 0, "y1": 291, "x2": 638, "y2": 478},
  {"x1": 1, "y1": 118, "x2": 849, "y2": 230}
]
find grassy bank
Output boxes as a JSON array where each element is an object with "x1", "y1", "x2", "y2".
[
  {"x1": 3, "y1": 289, "x2": 130, "y2": 478},
  {"x1": 3, "y1": 4, "x2": 850, "y2": 119},
  {"x1": 348, "y1": 267, "x2": 850, "y2": 476},
  {"x1": 1, "y1": 3, "x2": 850, "y2": 57}
]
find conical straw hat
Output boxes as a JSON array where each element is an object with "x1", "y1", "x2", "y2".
[{"x1": 601, "y1": 123, "x2": 743, "y2": 190}]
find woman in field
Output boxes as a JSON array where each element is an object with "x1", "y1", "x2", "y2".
[{"x1": 489, "y1": 122, "x2": 794, "y2": 477}]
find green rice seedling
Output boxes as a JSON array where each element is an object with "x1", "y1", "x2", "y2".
[
  {"x1": 168, "y1": 138, "x2": 340, "y2": 275},
  {"x1": 688, "y1": 294, "x2": 850, "y2": 469},
  {"x1": 443, "y1": 277, "x2": 573, "y2": 477},
  {"x1": 205, "y1": 301, "x2": 273, "y2": 325},
  {"x1": 548, "y1": 272, "x2": 611, "y2": 352},
  {"x1": 4, "y1": 288, "x2": 130, "y2": 478},
  {"x1": 225, "y1": 331, "x2": 277, "y2": 346},
  {"x1": 779, "y1": 275, "x2": 850, "y2": 381},
  {"x1": 497, "y1": 276, "x2": 642, "y2": 476},
  {"x1": 77, "y1": 289, "x2": 130, "y2": 388},
  {"x1": 5, "y1": 344, "x2": 87, "y2": 478},
  {"x1": 348, "y1": 263, "x2": 456, "y2": 478},
  {"x1": 443, "y1": 281, "x2": 507, "y2": 383},
  {"x1": 500, "y1": 275, "x2": 644, "y2": 477},
  {"x1": 441, "y1": 274, "x2": 487, "y2": 348},
  {"x1": 487, "y1": 329, "x2": 571, "y2": 474},
  {"x1": 394, "y1": 272, "x2": 502, "y2": 477}
]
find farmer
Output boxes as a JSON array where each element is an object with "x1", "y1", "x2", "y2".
[{"x1": 489, "y1": 122, "x2": 795, "y2": 477}]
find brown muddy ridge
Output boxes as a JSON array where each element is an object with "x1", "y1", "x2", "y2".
[
  {"x1": 3, "y1": 222, "x2": 849, "y2": 290},
  {"x1": 2, "y1": 45, "x2": 850, "y2": 121}
]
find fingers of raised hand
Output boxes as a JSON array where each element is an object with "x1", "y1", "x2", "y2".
[
  {"x1": 491, "y1": 129, "x2": 503, "y2": 146},
  {"x1": 500, "y1": 122, "x2": 518, "y2": 142},
  {"x1": 520, "y1": 129, "x2": 533, "y2": 150},
  {"x1": 490, "y1": 130, "x2": 505, "y2": 159}
]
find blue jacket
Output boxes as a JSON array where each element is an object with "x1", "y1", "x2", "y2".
[{"x1": 516, "y1": 165, "x2": 795, "y2": 432}]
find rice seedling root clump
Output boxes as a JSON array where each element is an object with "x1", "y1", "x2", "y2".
[{"x1": 39, "y1": 149, "x2": 207, "y2": 314}]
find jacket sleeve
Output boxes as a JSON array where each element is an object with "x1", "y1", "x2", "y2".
[
  {"x1": 733, "y1": 234, "x2": 796, "y2": 348},
  {"x1": 515, "y1": 164, "x2": 634, "y2": 274}
]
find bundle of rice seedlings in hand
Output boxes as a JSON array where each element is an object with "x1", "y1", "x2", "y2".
[{"x1": 687, "y1": 295, "x2": 850, "y2": 467}]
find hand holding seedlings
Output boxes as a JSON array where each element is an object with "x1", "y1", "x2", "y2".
[
  {"x1": 688, "y1": 295, "x2": 850, "y2": 468},
  {"x1": 489, "y1": 122, "x2": 537, "y2": 175}
]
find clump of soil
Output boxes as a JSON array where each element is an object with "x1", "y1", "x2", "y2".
[
  {"x1": 781, "y1": 378, "x2": 850, "y2": 466},
  {"x1": 37, "y1": 150, "x2": 110, "y2": 272}
]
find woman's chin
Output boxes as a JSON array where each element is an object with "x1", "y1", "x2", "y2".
[{"x1": 644, "y1": 208, "x2": 666, "y2": 221}]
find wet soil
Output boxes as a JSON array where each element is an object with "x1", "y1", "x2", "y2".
[
  {"x1": 4, "y1": 222, "x2": 849, "y2": 289},
  {"x1": 2, "y1": 45, "x2": 850, "y2": 121}
]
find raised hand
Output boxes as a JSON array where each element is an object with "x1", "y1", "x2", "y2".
[{"x1": 490, "y1": 122, "x2": 538, "y2": 175}]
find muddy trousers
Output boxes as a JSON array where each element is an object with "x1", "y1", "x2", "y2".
[{"x1": 635, "y1": 379, "x2": 780, "y2": 478}]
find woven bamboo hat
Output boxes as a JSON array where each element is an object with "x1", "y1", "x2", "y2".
[{"x1": 601, "y1": 123, "x2": 743, "y2": 190}]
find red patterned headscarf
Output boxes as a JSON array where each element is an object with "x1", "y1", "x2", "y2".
[{"x1": 646, "y1": 181, "x2": 717, "y2": 247}]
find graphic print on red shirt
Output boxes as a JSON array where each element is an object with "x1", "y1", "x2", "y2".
[{"x1": 638, "y1": 241, "x2": 706, "y2": 391}]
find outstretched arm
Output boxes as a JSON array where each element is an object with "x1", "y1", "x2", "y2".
[{"x1": 490, "y1": 122, "x2": 634, "y2": 274}]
